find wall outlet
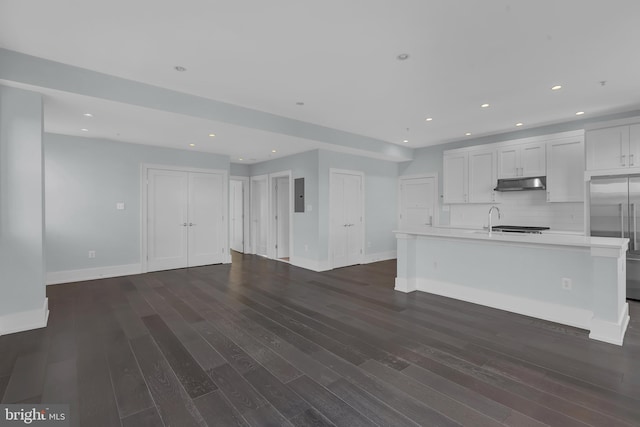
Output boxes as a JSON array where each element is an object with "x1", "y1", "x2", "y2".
[
  {"x1": 433, "y1": 261, "x2": 438, "y2": 270},
  {"x1": 304, "y1": 244, "x2": 308, "y2": 252},
  {"x1": 561, "y1": 277, "x2": 572, "y2": 290},
  {"x1": 88, "y1": 250, "x2": 96, "y2": 259},
  {"x1": 116, "y1": 202, "x2": 125, "y2": 210},
  {"x1": 367, "y1": 241, "x2": 372, "y2": 248}
]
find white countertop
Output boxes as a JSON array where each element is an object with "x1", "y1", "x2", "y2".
[{"x1": 394, "y1": 227, "x2": 628, "y2": 250}]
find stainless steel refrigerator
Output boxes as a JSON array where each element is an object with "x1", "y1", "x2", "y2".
[{"x1": 590, "y1": 176, "x2": 640, "y2": 300}]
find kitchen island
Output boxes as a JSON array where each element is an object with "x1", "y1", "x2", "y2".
[{"x1": 395, "y1": 228, "x2": 630, "y2": 345}]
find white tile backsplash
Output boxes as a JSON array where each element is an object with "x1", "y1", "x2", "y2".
[{"x1": 448, "y1": 191, "x2": 584, "y2": 232}]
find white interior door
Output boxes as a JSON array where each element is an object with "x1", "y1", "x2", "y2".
[
  {"x1": 399, "y1": 176, "x2": 436, "y2": 230},
  {"x1": 230, "y1": 179, "x2": 244, "y2": 252},
  {"x1": 275, "y1": 176, "x2": 290, "y2": 259},
  {"x1": 188, "y1": 172, "x2": 224, "y2": 267},
  {"x1": 147, "y1": 169, "x2": 189, "y2": 272},
  {"x1": 252, "y1": 177, "x2": 268, "y2": 256},
  {"x1": 331, "y1": 171, "x2": 363, "y2": 269}
]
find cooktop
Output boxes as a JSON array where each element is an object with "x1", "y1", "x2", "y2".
[{"x1": 491, "y1": 225, "x2": 550, "y2": 234}]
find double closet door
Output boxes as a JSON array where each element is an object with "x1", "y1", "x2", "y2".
[{"x1": 147, "y1": 168, "x2": 225, "y2": 272}]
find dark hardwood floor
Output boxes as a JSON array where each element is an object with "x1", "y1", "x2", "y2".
[{"x1": 1, "y1": 251, "x2": 640, "y2": 426}]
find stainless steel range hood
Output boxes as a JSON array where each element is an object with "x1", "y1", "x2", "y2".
[{"x1": 494, "y1": 176, "x2": 546, "y2": 192}]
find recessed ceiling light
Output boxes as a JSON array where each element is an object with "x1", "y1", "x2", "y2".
[
  {"x1": 425, "y1": 117, "x2": 433, "y2": 122},
  {"x1": 403, "y1": 140, "x2": 409, "y2": 143},
  {"x1": 272, "y1": 150, "x2": 277, "y2": 153},
  {"x1": 296, "y1": 101, "x2": 305, "y2": 106},
  {"x1": 551, "y1": 85, "x2": 562, "y2": 91},
  {"x1": 516, "y1": 122, "x2": 523, "y2": 127},
  {"x1": 396, "y1": 53, "x2": 410, "y2": 61},
  {"x1": 189, "y1": 143, "x2": 195, "y2": 147},
  {"x1": 481, "y1": 103, "x2": 490, "y2": 108},
  {"x1": 208, "y1": 133, "x2": 215, "y2": 137},
  {"x1": 83, "y1": 113, "x2": 93, "y2": 117},
  {"x1": 238, "y1": 158, "x2": 243, "y2": 161},
  {"x1": 174, "y1": 66, "x2": 187, "y2": 72},
  {"x1": 81, "y1": 128, "x2": 88, "y2": 132},
  {"x1": 576, "y1": 111, "x2": 585, "y2": 116},
  {"x1": 465, "y1": 132, "x2": 472, "y2": 136}
]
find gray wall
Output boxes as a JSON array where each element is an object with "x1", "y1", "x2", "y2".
[
  {"x1": 318, "y1": 150, "x2": 398, "y2": 261},
  {"x1": 0, "y1": 85, "x2": 46, "y2": 317},
  {"x1": 230, "y1": 162, "x2": 250, "y2": 177},
  {"x1": 44, "y1": 133, "x2": 230, "y2": 272},
  {"x1": 250, "y1": 150, "x2": 320, "y2": 261}
]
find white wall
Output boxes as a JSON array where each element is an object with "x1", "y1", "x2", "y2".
[
  {"x1": 44, "y1": 133, "x2": 230, "y2": 275},
  {"x1": 0, "y1": 85, "x2": 47, "y2": 334}
]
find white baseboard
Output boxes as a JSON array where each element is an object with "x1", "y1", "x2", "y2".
[
  {"x1": 415, "y1": 278, "x2": 593, "y2": 330},
  {"x1": 290, "y1": 256, "x2": 331, "y2": 272},
  {"x1": 394, "y1": 277, "x2": 416, "y2": 293},
  {"x1": 589, "y1": 303, "x2": 630, "y2": 346},
  {"x1": 364, "y1": 251, "x2": 397, "y2": 264},
  {"x1": 0, "y1": 298, "x2": 49, "y2": 336},
  {"x1": 46, "y1": 263, "x2": 142, "y2": 285}
]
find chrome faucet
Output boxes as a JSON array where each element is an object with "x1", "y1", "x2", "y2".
[{"x1": 488, "y1": 206, "x2": 501, "y2": 235}]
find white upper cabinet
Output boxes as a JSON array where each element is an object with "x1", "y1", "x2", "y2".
[
  {"x1": 498, "y1": 141, "x2": 546, "y2": 178},
  {"x1": 468, "y1": 148, "x2": 497, "y2": 203},
  {"x1": 586, "y1": 125, "x2": 631, "y2": 171},
  {"x1": 443, "y1": 148, "x2": 497, "y2": 204},
  {"x1": 546, "y1": 137, "x2": 585, "y2": 202},
  {"x1": 443, "y1": 151, "x2": 468, "y2": 204}
]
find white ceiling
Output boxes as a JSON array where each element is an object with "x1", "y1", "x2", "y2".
[{"x1": 1, "y1": 0, "x2": 640, "y2": 155}]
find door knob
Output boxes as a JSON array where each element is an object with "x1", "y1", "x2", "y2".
[
  {"x1": 189, "y1": 223, "x2": 196, "y2": 226},
  {"x1": 182, "y1": 223, "x2": 187, "y2": 226}
]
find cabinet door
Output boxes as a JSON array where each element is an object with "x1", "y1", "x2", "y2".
[
  {"x1": 520, "y1": 142, "x2": 546, "y2": 177},
  {"x1": 586, "y1": 126, "x2": 630, "y2": 170},
  {"x1": 630, "y1": 124, "x2": 640, "y2": 168},
  {"x1": 443, "y1": 152, "x2": 468, "y2": 203},
  {"x1": 497, "y1": 146, "x2": 519, "y2": 178},
  {"x1": 546, "y1": 139, "x2": 585, "y2": 202},
  {"x1": 468, "y1": 149, "x2": 497, "y2": 203}
]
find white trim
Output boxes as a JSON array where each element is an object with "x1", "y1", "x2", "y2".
[
  {"x1": 589, "y1": 303, "x2": 630, "y2": 346},
  {"x1": 394, "y1": 277, "x2": 416, "y2": 293},
  {"x1": 398, "y1": 173, "x2": 439, "y2": 228},
  {"x1": 46, "y1": 263, "x2": 142, "y2": 285},
  {"x1": 364, "y1": 251, "x2": 397, "y2": 264},
  {"x1": 0, "y1": 298, "x2": 49, "y2": 336},
  {"x1": 414, "y1": 278, "x2": 594, "y2": 330},
  {"x1": 141, "y1": 164, "x2": 229, "y2": 272},
  {"x1": 230, "y1": 176, "x2": 251, "y2": 254},
  {"x1": 290, "y1": 256, "x2": 331, "y2": 272},
  {"x1": 329, "y1": 168, "x2": 365, "y2": 269}
]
